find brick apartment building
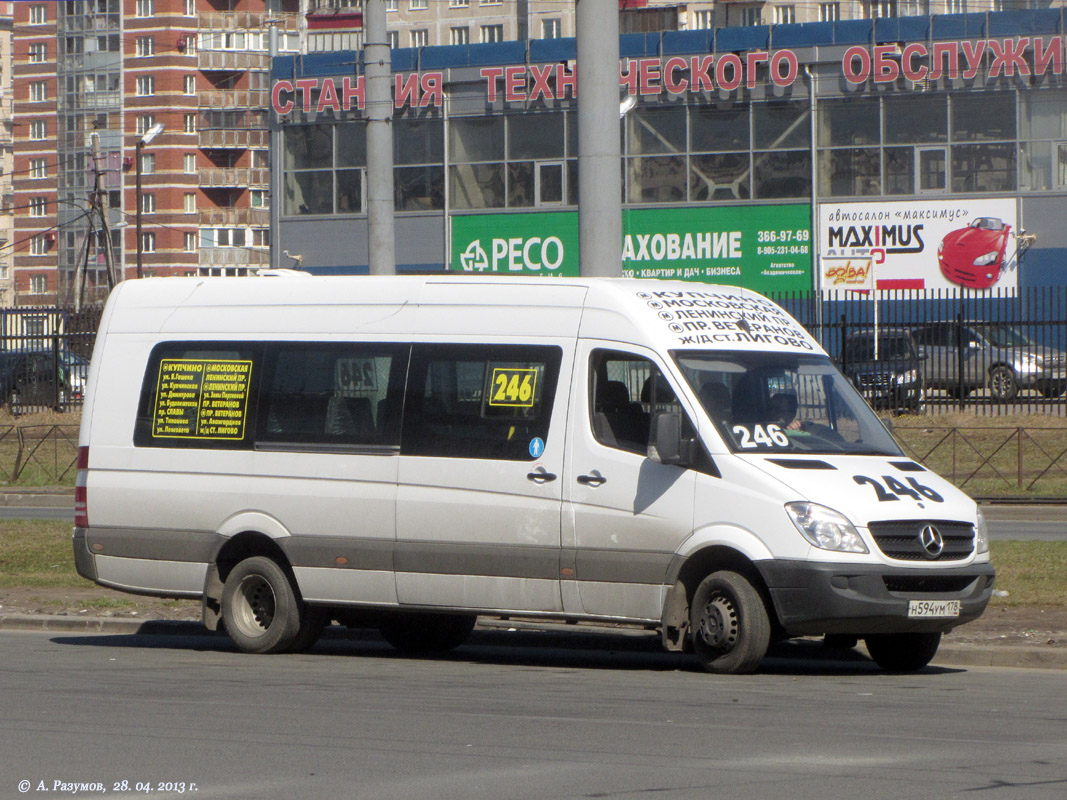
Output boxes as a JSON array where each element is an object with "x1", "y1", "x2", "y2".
[
  {"x1": 11, "y1": 0, "x2": 298, "y2": 307},
  {"x1": 0, "y1": 3, "x2": 12, "y2": 306}
]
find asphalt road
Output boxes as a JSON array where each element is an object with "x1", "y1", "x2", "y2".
[
  {"x1": 1, "y1": 628, "x2": 1065, "y2": 800},
  {"x1": 1, "y1": 504, "x2": 1065, "y2": 540}
]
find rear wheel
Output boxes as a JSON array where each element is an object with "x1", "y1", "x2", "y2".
[
  {"x1": 689, "y1": 571, "x2": 770, "y2": 674},
  {"x1": 864, "y1": 631, "x2": 941, "y2": 672},
  {"x1": 378, "y1": 612, "x2": 477, "y2": 653},
  {"x1": 221, "y1": 556, "x2": 304, "y2": 654}
]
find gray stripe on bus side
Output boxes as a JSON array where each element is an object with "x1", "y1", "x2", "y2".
[
  {"x1": 282, "y1": 536, "x2": 394, "y2": 572},
  {"x1": 84, "y1": 529, "x2": 675, "y2": 585},
  {"x1": 573, "y1": 548, "x2": 674, "y2": 585},
  {"x1": 85, "y1": 528, "x2": 218, "y2": 563},
  {"x1": 394, "y1": 541, "x2": 560, "y2": 580}
]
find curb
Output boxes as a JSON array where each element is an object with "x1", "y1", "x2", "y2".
[
  {"x1": 0, "y1": 489, "x2": 75, "y2": 507},
  {"x1": 3, "y1": 613, "x2": 1065, "y2": 670}
]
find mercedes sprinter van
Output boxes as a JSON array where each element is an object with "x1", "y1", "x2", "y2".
[{"x1": 73, "y1": 276, "x2": 994, "y2": 673}]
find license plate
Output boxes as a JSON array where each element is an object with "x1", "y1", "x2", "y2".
[{"x1": 908, "y1": 599, "x2": 961, "y2": 618}]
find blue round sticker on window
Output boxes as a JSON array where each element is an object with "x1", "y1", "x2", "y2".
[{"x1": 529, "y1": 438, "x2": 545, "y2": 458}]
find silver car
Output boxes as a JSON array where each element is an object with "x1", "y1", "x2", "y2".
[{"x1": 910, "y1": 321, "x2": 1067, "y2": 402}]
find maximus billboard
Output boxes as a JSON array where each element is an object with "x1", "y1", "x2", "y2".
[{"x1": 818, "y1": 199, "x2": 1020, "y2": 294}]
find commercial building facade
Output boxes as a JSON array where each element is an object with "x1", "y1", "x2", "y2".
[{"x1": 272, "y1": 9, "x2": 1067, "y2": 294}]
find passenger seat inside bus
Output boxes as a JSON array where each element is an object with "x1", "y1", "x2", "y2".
[
  {"x1": 593, "y1": 379, "x2": 645, "y2": 452},
  {"x1": 326, "y1": 395, "x2": 376, "y2": 440}
]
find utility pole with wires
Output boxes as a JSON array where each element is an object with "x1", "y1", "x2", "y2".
[{"x1": 73, "y1": 132, "x2": 119, "y2": 311}]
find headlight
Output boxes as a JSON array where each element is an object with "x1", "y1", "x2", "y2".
[
  {"x1": 785, "y1": 502, "x2": 869, "y2": 554},
  {"x1": 896, "y1": 368, "x2": 918, "y2": 385},
  {"x1": 973, "y1": 251, "x2": 999, "y2": 266},
  {"x1": 1014, "y1": 354, "x2": 1042, "y2": 373},
  {"x1": 975, "y1": 507, "x2": 990, "y2": 555}
]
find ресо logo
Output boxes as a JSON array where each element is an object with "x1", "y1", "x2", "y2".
[{"x1": 460, "y1": 237, "x2": 565, "y2": 273}]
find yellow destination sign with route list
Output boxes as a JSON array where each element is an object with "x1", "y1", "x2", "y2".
[{"x1": 152, "y1": 359, "x2": 253, "y2": 439}]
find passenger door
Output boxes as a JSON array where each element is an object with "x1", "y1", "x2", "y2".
[
  {"x1": 563, "y1": 344, "x2": 697, "y2": 621},
  {"x1": 395, "y1": 342, "x2": 570, "y2": 612}
]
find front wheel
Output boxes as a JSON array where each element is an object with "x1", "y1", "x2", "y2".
[
  {"x1": 864, "y1": 631, "x2": 941, "y2": 672},
  {"x1": 689, "y1": 571, "x2": 770, "y2": 674},
  {"x1": 989, "y1": 365, "x2": 1019, "y2": 402},
  {"x1": 221, "y1": 556, "x2": 305, "y2": 654}
]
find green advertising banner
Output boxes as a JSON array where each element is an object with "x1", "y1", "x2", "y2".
[
  {"x1": 451, "y1": 205, "x2": 812, "y2": 292},
  {"x1": 452, "y1": 211, "x2": 580, "y2": 276}
]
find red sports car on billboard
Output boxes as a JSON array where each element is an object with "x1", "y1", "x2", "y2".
[{"x1": 937, "y1": 217, "x2": 1012, "y2": 289}]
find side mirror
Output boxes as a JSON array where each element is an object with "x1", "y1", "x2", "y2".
[
  {"x1": 916, "y1": 345, "x2": 929, "y2": 361},
  {"x1": 648, "y1": 412, "x2": 683, "y2": 465}
]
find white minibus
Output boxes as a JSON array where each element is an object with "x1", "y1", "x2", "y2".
[{"x1": 73, "y1": 276, "x2": 994, "y2": 673}]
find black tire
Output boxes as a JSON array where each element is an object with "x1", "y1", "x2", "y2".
[
  {"x1": 989, "y1": 365, "x2": 1018, "y2": 402},
  {"x1": 689, "y1": 570, "x2": 770, "y2": 674},
  {"x1": 378, "y1": 612, "x2": 477, "y2": 653},
  {"x1": 1039, "y1": 384, "x2": 1065, "y2": 399},
  {"x1": 864, "y1": 631, "x2": 941, "y2": 672},
  {"x1": 221, "y1": 556, "x2": 304, "y2": 654},
  {"x1": 287, "y1": 606, "x2": 330, "y2": 653}
]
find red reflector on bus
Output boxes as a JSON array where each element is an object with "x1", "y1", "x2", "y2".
[{"x1": 75, "y1": 446, "x2": 89, "y2": 528}]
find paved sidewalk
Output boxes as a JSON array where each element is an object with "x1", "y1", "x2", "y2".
[{"x1": 1, "y1": 612, "x2": 1064, "y2": 671}]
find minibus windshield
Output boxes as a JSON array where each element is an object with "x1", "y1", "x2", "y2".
[{"x1": 674, "y1": 351, "x2": 903, "y2": 456}]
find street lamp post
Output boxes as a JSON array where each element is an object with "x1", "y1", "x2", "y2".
[{"x1": 135, "y1": 122, "x2": 165, "y2": 279}]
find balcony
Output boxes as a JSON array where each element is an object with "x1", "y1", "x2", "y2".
[
  {"x1": 70, "y1": 90, "x2": 122, "y2": 111},
  {"x1": 199, "y1": 11, "x2": 299, "y2": 32},
  {"x1": 198, "y1": 207, "x2": 271, "y2": 227},
  {"x1": 197, "y1": 50, "x2": 270, "y2": 73},
  {"x1": 199, "y1": 247, "x2": 270, "y2": 268},
  {"x1": 199, "y1": 167, "x2": 270, "y2": 188},
  {"x1": 197, "y1": 90, "x2": 270, "y2": 109},
  {"x1": 198, "y1": 129, "x2": 269, "y2": 150}
]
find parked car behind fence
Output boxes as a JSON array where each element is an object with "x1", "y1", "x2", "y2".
[
  {"x1": 0, "y1": 350, "x2": 70, "y2": 414},
  {"x1": 840, "y1": 328, "x2": 925, "y2": 413},
  {"x1": 910, "y1": 321, "x2": 1067, "y2": 402}
]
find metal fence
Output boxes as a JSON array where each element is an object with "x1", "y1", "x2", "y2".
[
  {"x1": 1, "y1": 295, "x2": 1066, "y2": 496},
  {"x1": 0, "y1": 424, "x2": 80, "y2": 484},
  {"x1": 4, "y1": 290, "x2": 1067, "y2": 418},
  {"x1": 772, "y1": 287, "x2": 1067, "y2": 416},
  {"x1": 0, "y1": 307, "x2": 101, "y2": 416}
]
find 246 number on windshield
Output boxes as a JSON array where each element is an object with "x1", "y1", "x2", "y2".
[{"x1": 732, "y1": 424, "x2": 789, "y2": 448}]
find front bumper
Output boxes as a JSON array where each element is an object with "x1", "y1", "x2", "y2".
[
  {"x1": 861, "y1": 384, "x2": 922, "y2": 409},
  {"x1": 756, "y1": 559, "x2": 995, "y2": 636}
]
